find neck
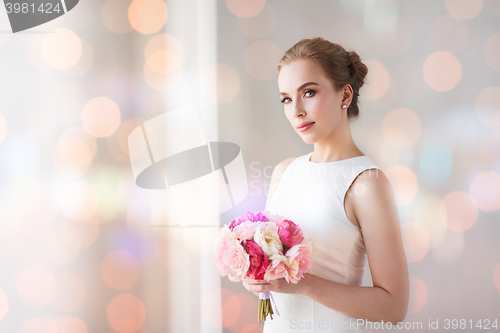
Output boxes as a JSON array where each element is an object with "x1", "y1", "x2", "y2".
[{"x1": 310, "y1": 116, "x2": 363, "y2": 163}]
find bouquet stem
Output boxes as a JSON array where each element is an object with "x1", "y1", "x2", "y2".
[{"x1": 258, "y1": 291, "x2": 274, "y2": 323}]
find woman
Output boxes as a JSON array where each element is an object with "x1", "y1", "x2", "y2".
[{"x1": 242, "y1": 37, "x2": 409, "y2": 332}]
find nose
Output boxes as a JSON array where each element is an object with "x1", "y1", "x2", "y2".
[{"x1": 291, "y1": 98, "x2": 305, "y2": 119}]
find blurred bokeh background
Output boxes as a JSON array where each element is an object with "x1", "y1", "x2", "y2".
[{"x1": 0, "y1": 0, "x2": 499, "y2": 332}]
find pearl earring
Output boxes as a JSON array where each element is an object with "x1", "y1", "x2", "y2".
[{"x1": 342, "y1": 105, "x2": 347, "y2": 109}]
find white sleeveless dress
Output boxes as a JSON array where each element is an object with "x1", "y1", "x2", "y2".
[{"x1": 263, "y1": 151, "x2": 383, "y2": 333}]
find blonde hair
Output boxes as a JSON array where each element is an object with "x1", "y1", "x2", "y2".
[{"x1": 277, "y1": 37, "x2": 368, "y2": 119}]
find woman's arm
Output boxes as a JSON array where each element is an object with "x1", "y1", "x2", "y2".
[
  {"x1": 300, "y1": 169, "x2": 408, "y2": 324},
  {"x1": 247, "y1": 169, "x2": 410, "y2": 325}
]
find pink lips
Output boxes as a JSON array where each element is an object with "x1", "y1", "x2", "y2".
[{"x1": 296, "y1": 122, "x2": 315, "y2": 132}]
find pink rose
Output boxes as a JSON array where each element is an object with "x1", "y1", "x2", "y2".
[
  {"x1": 242, "y1": 239, "x2": 269, "y2": 280},
  {"x1": 233, "y1": 221, "x2": 261, "y2": 240},
  {"x1": 285, "y1": 244, "x2": 312, "y2": 284},
  {"x1": 229, "y1": 211, "x2": 268, "y2": 230},
  {"x1": 278, "y1": 219, "x2": 304, "y2": 249},
  {"x1": 221, "y1": 238, "x2": 250, "y2": 282},
  {"x1": 213, "y1": 224, "x2": 235, "y2": 276},
  {"x1": 264, "y1": 254, "x2": 289, "y2": 281}
]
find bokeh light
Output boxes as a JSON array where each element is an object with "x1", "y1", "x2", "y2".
[
  {"x1": 475, "y1": 86, "x2": 500, "y2": 127},
  {"x1": 445, "y1": 0, "x2": 484, "y2": 20},
  {"x1": 494, "y1": 262, "x2": 500, "y2": 293},
  {"x1": 129, "y1": 0, "x2": 168, "y2": 34},
  {"x1": 244, "y1": 40, "x2": 282, "y2": 80},
  {"x1": 0, "y1": 112, "x2": 6, "y2": 144},
  {"x1": 107, "y1": 118, "x2": 146, "y2": 162},
  {"x1": 423, "y1": 51, "x2": 462, "y2": 91},
  {"x1": 143, "y1": 61, "x2": 183, "y2": 91},
  {"x1": 81, "y1": 97, "x2": 122, "y2": 138},
  {"x1": 222, "y1": 292, "x2": 242, "y2": 327},
  {"x1": 237, "y1": 2, "x2": 277, "y2": 39},
  {"x1": 107, "y1": 294, "x2": 146, "y2": 333},
  {"x1": 102, "y1": 0, "x2": 134, "y2": 34},
  {"x1": 384, "y1": 165, "x2": 418, "y2": 206},
  {"x1": 51, "y1": 272, "x2": 87, "y2": 313},
  {"x1": 16, "y1": 265, "x2": 56, "y2": 306},
  {"x1": 469, "y1": 171, "x2": 500, "y2": 211},
  {"x1": 101, "y1": 250, "x2": 141, "y2": 290},
  {"x1": 382, "y1": 108, "x2": 421, "y2": 148},
  {"x1": 202, "y1": 63, "x2": 241, "y2": 104},
  {"x1": 58, "y1": 126, "x2": 97, "y2": 160},
  {"x1": 93, "y1": 182, "x2": 119, "y2": 223},
  {"x1": 372, "y1": 17, "x2": 412, "y2": 57},
  {"x1": 60, "y1": 39, "x2": 94, "y2": 78},
  {"x1": 42, "y1": 28, "x2": 82, "y2": 70},
  {"x1": 0, "y1": 289, "x2": 7, "y2": 321},
  {"x1": 48, "y1": 317, "x2": 88, "y2": 333},
  {"x1": 145, "y1": 51, "x2": 181, "y2": 75},
  {"x1": 226, "y1": 0, "x2": 265, "y2": 18},
  {"x1": 360, "y1": 60, "x2": 390, "y2": 101},
  {"x1": 401, "y1": 222, "x2": 430, "y2": 262},
  {"x1": 439, "y1": 191, "x2": 478, "y2": 232},
  {"x1": 59, "y1": 219, "x2": 100, "y2": 249},
  {"x1": 408, "y1": 275, "x2": 427, "y2": 314},
  {"x1": 484, "y1": 32, "x2": 500, "y2": 72},
  {"x1": 429, "y1": 15, "x2": 469, "y2": 53},
  {"x1": 57, "y1": 137, "x2": 93, "y2": 168},
  {"x1": 225, "y1": 294, "x2": 258, "y2": 333},
  {"x1": 144, "y1": 34, "x2": 184, "y2": 61},
  {"x1": 414, "y1": 193, "x2": 447, "y2": 246},
  {"x1": 418, "y1": 143, "x2": 453, "y2": 189},
  {"x1": 20, "y1": 318, "x2": 52, "y2": 333},
  {"x1": 58, "y1": 181, "x2": 99, "y2": 222}
]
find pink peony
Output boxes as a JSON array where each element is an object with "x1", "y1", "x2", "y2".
[
  {"x1": 264, "y1": 254, "x2": 289, "y2": 281},
  {"x1": 242, "y1": 239, "x2": 269, "y2": 280},
  {"x1": 233, "y1": 221, "x2": 261, "y2": 240},
  {"x1": 229, "y1": 211, "x2": 268, "y2": 230},
  {"x1": 278, "y1": 219, "x2": 304, "y2": 249},
  {"x1": 284, "y1": 244, "x2": 312, "y2": 284}
]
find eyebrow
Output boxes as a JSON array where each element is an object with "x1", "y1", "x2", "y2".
[{"x1": 279, "y1": 82, "x2": 319, "y2": 96}]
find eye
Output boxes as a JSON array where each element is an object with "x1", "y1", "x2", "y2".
[
  {"x1": 304, "y1": 90, "x2": 315, "y2": 97},
  {"x1": 280, "y1": 97, "x2": 291, "y2": 104}
]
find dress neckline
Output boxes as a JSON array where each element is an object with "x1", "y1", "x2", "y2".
[{"x1": 306, "y1": 151, "x2": 367, "y2": 165}]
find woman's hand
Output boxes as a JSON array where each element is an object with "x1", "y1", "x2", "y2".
[{"x1": 242, "y1": 274, "x2": 312, "y2": 295}]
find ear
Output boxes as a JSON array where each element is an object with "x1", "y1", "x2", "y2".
[{"x1": 342, "y1": 84, "x2": 354, "y2": 107}]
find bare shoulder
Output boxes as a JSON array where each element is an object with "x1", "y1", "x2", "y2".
[
  {"x1": 351, "y1": 168, "x2": 395, "y2": 209},
  {"x1": 265, "y1": 157, "x2": 297, "y2": 209}
]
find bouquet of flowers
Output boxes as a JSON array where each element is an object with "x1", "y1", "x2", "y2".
[{"x1": 213, "y1": 210, "x2": 313, "y2": 322}]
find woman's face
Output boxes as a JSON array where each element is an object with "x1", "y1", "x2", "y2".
[{"x1": 278, "y1": 59, "x2": 345, "y2": 145}]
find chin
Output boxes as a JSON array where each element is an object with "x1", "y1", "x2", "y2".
[{"x1": 300, "y1": 135, "x2": 318, "y2": 145}]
